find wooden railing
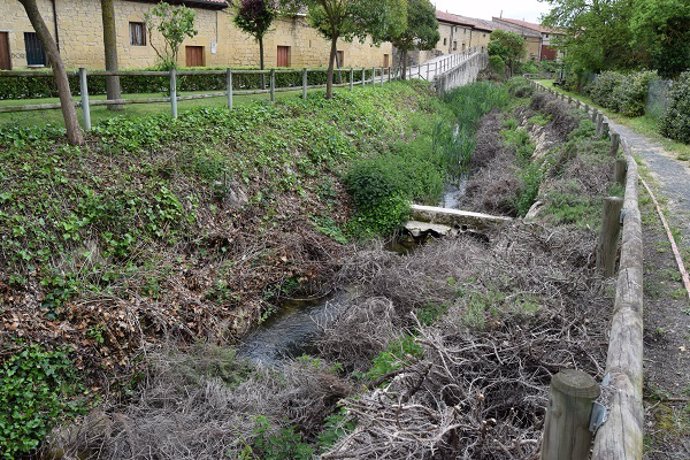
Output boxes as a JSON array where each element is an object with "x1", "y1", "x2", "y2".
[{"x1": 529, "y1": 79, "x2": 644, "y2": 460}]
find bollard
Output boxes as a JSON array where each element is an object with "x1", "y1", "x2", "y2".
[
  {"x1": 226, "y1": 69, "x2": 233, "y2": 110},
  {"x1": 610, "y1": 132, "x2": 620, "y2": 156},
  {"x1": 597, "y1": 196, "x2": 624, "y2": 277},
  {"x1": 78, "y1": 67, "x2": 91, "y2": 130},
  {"x1": 614, "y1": 158, "x2": 627, "y2": 188},
  {"x1": 542, "y1": 369, "x2": 600, "y2": 460},
  {"x1": 169, "y1": 68, "x2": 177, "y2": 119}
]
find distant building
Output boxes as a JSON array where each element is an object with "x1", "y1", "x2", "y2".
[
  {"x1": 492, "y1": 17, "x2": 564, "y2": 61},
  {"x1": 0, "y1": 0, "x2": 391, "y2": 71}
]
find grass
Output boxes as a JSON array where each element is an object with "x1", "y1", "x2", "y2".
[
  {"x1": 0, "y1": 88, "x2": 307, "y2": 129},
  {"x1": 536, "y1": 79, "x2": 690, "y2": 163}
]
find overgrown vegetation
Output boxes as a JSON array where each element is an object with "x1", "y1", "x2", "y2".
[
  {"x1": 660, "y1": 71, "x2": 690, "y2": 144},
  {"x1": 0, "y1": 82, "x2": 453, "y2": 458},
  {"x1": 586, "y1": 70, "x2": 659, "y2": 117}
]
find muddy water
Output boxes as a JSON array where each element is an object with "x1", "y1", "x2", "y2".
[{"x1": 237, "y1": 292, "x2": 350, "y2": 365}]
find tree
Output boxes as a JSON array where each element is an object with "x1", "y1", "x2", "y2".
[
  {"x1": 629, "y1": 0, "x2": 690, "y2": 78},
  {"x1": 101, "y1": 0, "x2": 122, "y2": 110},
  {"x1": 17, "y1": 0, "x2": 84, "y2": 145},
  {"x1": 286, "y1": 0, "x2": 407, "y2": 99},
  {"x1": 390, "y1": 0, "x2": 439, "y2": 80},
  {"x1": 233, "y1": 0, "x2": 277, "y2": 72},
  {"x1": 487, "y1": 30, "x2": 525, "y2": 77},
  {"x1": 145, "y1": 2, "x2": 198, "y2": 69}
]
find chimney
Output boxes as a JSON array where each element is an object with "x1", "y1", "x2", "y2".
[{"x1": 500, "y1": 10, "x2": 503, "y2": 18}]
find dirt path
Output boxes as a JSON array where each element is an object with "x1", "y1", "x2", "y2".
[{"x1": 608, "y1": 119, "x2": 690, "y2": 459}]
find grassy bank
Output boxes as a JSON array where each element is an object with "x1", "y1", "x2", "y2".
[{"x1": 0, "y1": 81, "x2": 460, "y2": 457}]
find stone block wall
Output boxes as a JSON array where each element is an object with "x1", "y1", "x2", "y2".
[{"x1": 0, "y1": 0, "x2": 392, "y2": 70}]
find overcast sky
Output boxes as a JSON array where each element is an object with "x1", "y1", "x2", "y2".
[{"x1": 433, "y1": 0, "x2": 552, "y2": 23}]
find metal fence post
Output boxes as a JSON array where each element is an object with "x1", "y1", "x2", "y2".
[
  {"x1": 426, "y1": 62, "x2": 430, "y2": 80},
  {"x1": 169, "y1": 68, "x2": 178, "y2": 119},
  {"x1": 269, "y1": 69, "x2": 276, "y2": 102},
  {"x1": 78, "y1": 67, "x2": 91, "y2": 131},
  {"x1": 226, "y1": 69, "x2": 233, "y2": 110},
  {"x1": 302, "y1": 68, "x2": 308, "y2": 99}
]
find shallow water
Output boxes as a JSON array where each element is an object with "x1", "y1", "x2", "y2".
[{"x1": 440, "y1": 174, "x2": 468, "y2": 209}]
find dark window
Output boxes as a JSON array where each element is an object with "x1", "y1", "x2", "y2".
[
  {"x1": 453, "y1": 41, "x2": 457, "y2": 51},
  {"x1": 130, "y1": 22, "x2": 146, "y2": 46},
  {"x1": 24, "y1": 32, "x2": 46, "y2": 66},
  {"x1": 443, "y1": 38, "x2": 447, "y2": 46}
]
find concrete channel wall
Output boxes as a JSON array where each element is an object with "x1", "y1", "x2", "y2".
[{"x1": 434, "y1": 53, "x2": 489, "y2": 95}]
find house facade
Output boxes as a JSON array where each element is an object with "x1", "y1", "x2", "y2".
[
  {"x1": 491, "y1": 17, "x2": 563, "y2": 61},
  {"x1": 0, "y1": 0, "x2": 392, "y2": 71}
]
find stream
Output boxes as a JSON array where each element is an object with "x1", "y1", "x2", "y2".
[{"x1": 239, "y1": 175, "x2": 470, "y2": 365}]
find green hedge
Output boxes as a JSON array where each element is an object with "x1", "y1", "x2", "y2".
[
  {"x1": 586, "y1": 70, "x2": 658, "y2": 117},
  {"x1": 0, "y1": 67, "x2": 373, "y2": 100},
  {"x1": 660, "y1": 72, "x2": 690, "y2": 144}
]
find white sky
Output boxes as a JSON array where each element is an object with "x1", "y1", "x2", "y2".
[{"x1": 433, "y1": 0, "x2": 552, "y2": 23}]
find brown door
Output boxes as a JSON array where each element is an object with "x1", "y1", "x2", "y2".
[
  {"x1": 383, "y1": 54, "x2": 390, "y2": 69},
  {"x1": 336, "y1": 50, "x2": 344, "y2": 68},
  {"x1": 277, "y1": 46, "x2": 290, "y2": 67},
  {"x1": 185, "y1": 46, "x2": 204, "y2": 67},
  {"x1": 0, "y1": 32, "x2": 10, "y2": 70}
]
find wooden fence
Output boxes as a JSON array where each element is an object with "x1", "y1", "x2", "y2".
[
  {"x1": 529, "y1": 79, "x2": 644, "y2": 460},
  {"x1": 0, "y1": 52, "x2": 470, "y2": 130}
]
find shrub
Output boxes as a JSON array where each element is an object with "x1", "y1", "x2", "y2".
[
  {"x1": 586, "y1": 71, "x2": 625, "y2": 111},
  {"x1": 614, "y1": 71, "x2": 658, "y2": 117},
  {"x1": 660, "y1": 72, "x2": 690, "y2": 144},
  {"x1": 0, "y1": 345, "x2": 85, "y2": 458},
  {"x1": 505, "y1": 76, "x2": 534, "y2": 98}
]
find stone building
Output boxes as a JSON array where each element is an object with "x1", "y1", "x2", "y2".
[
  {"x1": 491, "y1": 17, "x2": 563, "y2": 61},
  {"x1": 0, "y1": 0, "x2": 392, "y2": 71}
]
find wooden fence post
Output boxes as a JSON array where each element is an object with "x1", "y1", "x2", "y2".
[
  {"x1": 169, "y1": 68, "x2": 177, "y2": 119},
  {"x1": 269, "y1": 69, "x2": 276, "y2": 102},
  {"x1": 614, "y1": 158, "x2": 628, "y2": 187},
  {"x1": 362, "y1": 68, "x2": 366, "y2": 86},
  {"x1": 610, "y1": 132, "x2": 621, "y2": 156},
  {"x1": 78, "y1": 67, "x2": 91, "y2": 131},
  {"x1": 602, "y1": 121, "x2": 610, "y2": 139},
  {"x1": 596, "y1": 112, "x2": 604, "y2": 136},
  {"x1": 302, "y1": 68, "x2": 308, "y2": 99},
  {"x1": 597, "y1": 196, "x2": 624, "y2": 277},
  {"x1": 380, "y1": 67, "x2": 384, "y2": 85},
  {"x1": 226, "y1": 69, "x2": 233, "y2": 110},
  {"x1": 388, "y1": 67, "x2": 392, "y2": 83},
  {"x1": 371, "y1": 67, "x2": 375, "y2": 84},
  {"x1": 349, "y1": 67, "x2": 354, "y2": 90},
  {"x1": 427, "y1": 62, "x2": 430, "y2": 80},
  {"x1": 541, "y1": 369, "x2": 600, "y2": 460}
]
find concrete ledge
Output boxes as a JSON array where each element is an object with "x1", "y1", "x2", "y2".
[{"x1": 410, "y1": 204, "x2": 512, "y2": 231}]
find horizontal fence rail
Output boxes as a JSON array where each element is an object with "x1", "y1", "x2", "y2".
[
  {"x1": 0, "y1": 52, "x2": 479, "y2": 130},
  {"x1": 528, "y1": 79, "x2": 644, "y2": 460}
]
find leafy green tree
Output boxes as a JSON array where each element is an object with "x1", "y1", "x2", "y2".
[
  {"x1": 390, "y1": 0, "x2": 439, "y2": 80},
  {"x1": 233, "y1": 0, "x2": 278, "y2": 73},
  {"x1": 145, "y1": 2, "x2": 198, "y2": 69},
  {"x1": 629, "y1": 0, "x2": 690, "y2": 78},
  {"x1": 487, "y1": 30, "x2": 526, "y2": 77},
  {"x1": 286, "y1": 0, "x2": 407, "y2": 99}
]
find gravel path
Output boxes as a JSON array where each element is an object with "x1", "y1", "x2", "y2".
[{"x1": 606, "y1": 119, "x2": 690, "y2": 459}]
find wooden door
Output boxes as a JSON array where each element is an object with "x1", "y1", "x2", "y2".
[
  {"x1": 0, "y1": 32, "x2": 10, "y2": 70},
  {"x1": 383, "y1": 54, "x2": 390, "y2": 69},
  {"x1": 336, "y1": 50, "x2": 344, "y2": 68},
  {"x1": 277, "y1": 46, "x2": 290, "y2": 67},
  {"x1": 185, "y1": 46, "x2": 204, "y2": 67}
]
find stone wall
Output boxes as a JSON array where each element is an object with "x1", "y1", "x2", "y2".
[{"x1": 1, "y1": 0, "x2": 392, "y2": 70}]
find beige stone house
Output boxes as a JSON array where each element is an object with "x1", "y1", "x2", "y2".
[
  {"x1": 491, "y1": 17, "x2": 564, "y2": 61},
  {"x1": 0, "y1": 0, "x2": 392, "y2": 71}
]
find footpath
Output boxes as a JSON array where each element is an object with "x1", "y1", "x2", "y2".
[{"x1": 606, "y1": 119, "x2": 690, "y2": 459}]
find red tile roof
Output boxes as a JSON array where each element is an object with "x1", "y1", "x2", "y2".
[
  {"x1": 492, "y1": 17, "x2": 563, "y2": 35},
  {"x1": 436, "y1": 10, "x2": 476, "y2": 27}
]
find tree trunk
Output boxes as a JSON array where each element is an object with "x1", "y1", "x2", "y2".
[
  {"x1": 259, "y1": 37, "x2": 265, "y2": 89},
  {"x1": 18, "y1": 0, "x2": 84, "y2": 145},
  {"x1": 101, "y1": 0, "x2": 122, "y2": 110},
  {"x1": 326, "y1": 35, "x2": 338, "y2": 99}
]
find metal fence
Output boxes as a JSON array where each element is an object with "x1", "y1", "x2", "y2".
[{"x1": 0, "y1": 52, "x2": 471, "y2": 131}]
